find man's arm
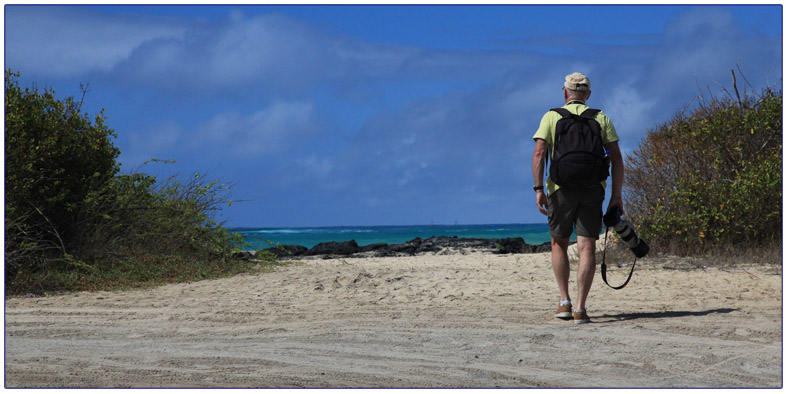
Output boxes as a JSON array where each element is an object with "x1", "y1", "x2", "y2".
[
  {"x1": 532, "y1": 138, "x2": 549, "y2": 215},
  {"x1": 604, "y1": 140, "x2": 624, "y2": 214}
]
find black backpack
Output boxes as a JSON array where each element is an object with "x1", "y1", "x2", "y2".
[{"x1": 548, "y1": 107, "x2": 610, "y2": 188}]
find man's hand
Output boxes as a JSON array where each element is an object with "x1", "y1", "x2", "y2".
[
  {"x1": 607, "y1": 195, "x2": 623, "y2": 215},
  {"x1": 536, "y1": 190, "x2": 548, "y2": 216}
]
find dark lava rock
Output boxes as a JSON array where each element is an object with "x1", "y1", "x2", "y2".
[
  {"x1": 232, "y1": 251, "x2": 254, "y2": 261},
  {"x1": 529, "y1": 242, "x2": 552, "y2": 253},
  {"x1": 494, "y1": 237, "x2": 528, "y2": 254},
  {"x1": 306, "y1": 240, "x2": 361, "y2": 256},
  {"x1": 263, "y1": 244, "x2": 308, "y2": 258},
  {"x1": 360, "y1": 243, "x2": 389, "y2": 253},
  {"x1": 265, "y1": 236, "x2": 553, "y2": 259},
  {"x1": 377, "y1": 237, "x2": 436, "y2": 256}
]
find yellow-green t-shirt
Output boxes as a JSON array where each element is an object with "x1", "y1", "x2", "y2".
[{"x1": 532, "y1": 101, "x2": 619, "y2": 194}]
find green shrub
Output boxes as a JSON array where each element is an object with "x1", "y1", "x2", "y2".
[
  {"x1": 626, "y1": 75, "x2": 781, "y2": 255},
  {"x1": 5, "y1": 70, "x2": 270, "y2": 295},
  {"x1": 5, "y1": 70, "x2": 121, "y2": 281}
]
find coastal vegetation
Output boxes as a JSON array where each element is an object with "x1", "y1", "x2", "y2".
[
  {"x1": 5, "y1": 70, "x2": 276, "y2": 295},
  {"x1": 626, "y1": 70, "x2": 781, "y2": 263}
]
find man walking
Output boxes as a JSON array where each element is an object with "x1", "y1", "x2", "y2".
[{"x1": 531, "y1": 72, "x2": 624, "y2": 324}]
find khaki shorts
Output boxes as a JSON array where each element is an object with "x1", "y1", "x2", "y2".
[{"x1": 547, "y1": 185, "x2": 605, "y2": 239}]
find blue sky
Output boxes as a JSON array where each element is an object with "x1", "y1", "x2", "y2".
[{"x1": 4, "y1": 4, "x2": 782, "y2": 227}]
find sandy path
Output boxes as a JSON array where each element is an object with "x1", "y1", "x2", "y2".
[{"x1": 4, "y1": 252, "x2": 782, "y2": 388}]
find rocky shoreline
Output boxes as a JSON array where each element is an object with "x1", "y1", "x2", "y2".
[{"x1": 238, "y1": 236, "x2": 552, "y2": 260}]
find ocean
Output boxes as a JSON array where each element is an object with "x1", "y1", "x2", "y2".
[{"x1": 231, "y1": 223, "x2": 556, "y2": 250}]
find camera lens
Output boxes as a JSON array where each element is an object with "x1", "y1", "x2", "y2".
[{"x1": 633, "y1": 240, "x2": 650, "y2": 258}]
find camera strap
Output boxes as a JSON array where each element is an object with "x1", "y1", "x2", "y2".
[{"x1": 600, "y1": 226, "x2": 637, "y2": 290}]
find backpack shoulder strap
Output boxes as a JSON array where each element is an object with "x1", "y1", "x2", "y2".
[
  {"x1": 550, "y1": 108, "x2": 573, "y2": 118},
  {"x1": 580, "y1": 108, "x2": 601, "y2": 119}
]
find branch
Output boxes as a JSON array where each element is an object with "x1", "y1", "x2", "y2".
[
  {"x1": 30, "y1": 202, "x2": 68, "y2": 256},
  {"x1": 730, "y1": 69, "x2": 743, "y2": 109}
]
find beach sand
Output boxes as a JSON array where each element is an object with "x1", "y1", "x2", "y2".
[{"x1": 4, "y1": 251, "x2": 782, "y2": 388}]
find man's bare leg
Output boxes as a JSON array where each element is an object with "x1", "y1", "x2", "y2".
[
  {"x1": 575, "y1": 235, "x2": 597, "y2": 311},
  {"x1": 551, "y1": 237, "x2": 571, "y2": 303}
]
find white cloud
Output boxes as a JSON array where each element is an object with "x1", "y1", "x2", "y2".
[
  {"x1": 646, "y1": 7, "x2": 781, "y2": 106},
  {"x1": 104, "y1": 11, "x2": 427, "y2": 96},
  {"x1": 601, "y1": 84, "x2": 657, "y2": 147},
  {"x1": 296, "y1": 155, "x2": 334, "y2": 178},
  {"x1": 193, "y1": 100, "x2": 320, "y2": 156},
  {"x1": 6, "y1": 6, "x2": 537, "y2": 100},
  {"x1": 5, "y1": 6, "x2": 189, "y2": 78}
]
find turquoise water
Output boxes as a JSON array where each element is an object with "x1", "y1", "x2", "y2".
[{"x1": 232, "y1": 223, "x2": 554, "y2": 250}]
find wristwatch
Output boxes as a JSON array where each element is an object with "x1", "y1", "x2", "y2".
[{"x1": 533, "y1": 185, "x2": 544, "y2": 192}]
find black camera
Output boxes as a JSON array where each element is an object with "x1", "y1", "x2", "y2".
[{"x1": 603, "y1": 207, "x2": 649, "y2": 258}]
